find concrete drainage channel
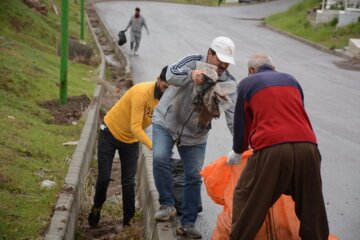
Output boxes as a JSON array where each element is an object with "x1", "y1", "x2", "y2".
[{"x1": 44, "y1": 1, "x2": 177, "y2": 240}]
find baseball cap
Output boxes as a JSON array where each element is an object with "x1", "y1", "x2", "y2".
[{"x1": 210, "y1": 36, "x2": 235, "y2": 65}]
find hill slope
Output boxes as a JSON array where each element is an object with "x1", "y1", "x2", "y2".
[{"x1": 0, "y1": 0, "x2": 98, "y2": 238}]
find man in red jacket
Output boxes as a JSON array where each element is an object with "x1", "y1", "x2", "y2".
[{"x1": 228, "y1": 53, "x2": 329, "y2": 240}]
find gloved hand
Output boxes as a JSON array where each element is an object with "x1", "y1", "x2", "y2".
[{"x1": 227, "y1": 150, "x2": 242, "y2": 165}]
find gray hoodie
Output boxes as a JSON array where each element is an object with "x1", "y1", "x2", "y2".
[
  {"x1": 125, "y1": 15, "x2": 148, "y2": 34},
  {"x1": 152, "y1": 54, "x2": 237, "y2": 146}
]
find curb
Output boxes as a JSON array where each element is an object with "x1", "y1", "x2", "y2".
[
  {"x1": 261, "y1": 22, "x2": 353, "y2": 60},
  {"x1": 137, "y1": 146, "x2": 177, "y2": 240},
  {"x1": 44, "y1": 9, "x2": 105, "y2": 240}
]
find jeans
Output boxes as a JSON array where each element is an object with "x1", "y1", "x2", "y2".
[
  {"x1": 93, "y1": 125, "x2": 139, "y2": 226},
  {"x1": 152, "y1": 124, "x2": 206, "y2": 225}
]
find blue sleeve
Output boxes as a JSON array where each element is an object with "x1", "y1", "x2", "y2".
[{"x1": 232, "y1": 80, "x2": 247, "y2": 153}]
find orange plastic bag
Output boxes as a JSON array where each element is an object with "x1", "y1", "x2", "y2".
[{"x1": 200, "y1": 151, "x2": 339, "y2": 240}]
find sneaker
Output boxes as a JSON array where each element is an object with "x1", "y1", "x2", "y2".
[
  {"x1": 176, "y1": 223, "x2": 202, "y2": 239},
  {"x1": 154, "y1": 205, "x2": 177, "y2": 222},
  {"x1": 123, "y1": 217, "x2": 135, "y2": 227},
  {"x1": 134, "y1": 51, "x2": 139, "y2": 56},
  {"x1": 88, "y1": 206, "x2": 101, "y2": 228}
]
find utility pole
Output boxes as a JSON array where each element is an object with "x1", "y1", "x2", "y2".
[{"x1": 60, "y1": 0, "x2": 69, "y2": 105}]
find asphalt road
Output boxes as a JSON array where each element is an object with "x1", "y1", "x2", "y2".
[{"x1": 95, "y1": 1, "x2": 360, "y2": 239}]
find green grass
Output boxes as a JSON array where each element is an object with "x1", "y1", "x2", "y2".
[
  {"x1": 168, "y1": 0, "x2": 219, "y2": 6},
  {"x1": 265, "y1": 0, "x2": 360, "y2": 49},
  {"x1": 0, "y1": 0, "x2": 98, "y2": 238}
]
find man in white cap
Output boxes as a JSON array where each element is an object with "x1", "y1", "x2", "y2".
[{"x1": 152, "y1": 36, "x2": 237, "y2": 239}]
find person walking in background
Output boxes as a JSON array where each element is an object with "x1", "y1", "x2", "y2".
[
  {"x1": 152, "y1": 36, "x2": 237, "y2": 239},
  {"x1": 228, "y1": 53, "x2": 329, "y2": 239},
  {"x1": 124, "y1": 7, "x2": 149, "y2": 56},
  {"x1": 88, "y1": 66, "x2": 169, "y2": 228}
]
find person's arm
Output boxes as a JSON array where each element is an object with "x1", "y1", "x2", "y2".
[
  {"x1": 232, "y1": 81, "x2": 249, "y2": 154},
  {"x1": 142, "y1": 17, "x2": 149, "y2": 34},
  {"x1": 124, "y1": 18, "x2": 132, "y2": 31},
  {"x1": 130, "y1": 93, "x2": 152, "y2": 149},
  {"x1": 224, "y1": 90, "x2": 237, "y2": 135},
  {"x1": 166, "y1": 55, "x2": 203, "y2": 87}
]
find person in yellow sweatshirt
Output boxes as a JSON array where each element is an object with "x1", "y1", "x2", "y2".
[{"x1": 88, "y1": 66, "x2": 169, "y2": 228}]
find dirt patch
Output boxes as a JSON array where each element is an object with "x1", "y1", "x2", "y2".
[
  {"x1": 333, "y1": 57, "x2": 360, "y2": 71},
  {"x1": 39, "y1": 95, "x2": 91, "y2": 125},
  {"x1": 9, "y1": 17, "x2": 25, "y2": 32}
]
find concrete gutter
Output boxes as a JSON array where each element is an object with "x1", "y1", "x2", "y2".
[
  {"x1": 90, "y1": 0, "x2": 131, "y2": 74},
  {"x1": 44, "y1": 10, "x2": 105, "y2": 240},
  {"x1": 90, "y1": 1, "x2": 175, "y2": 239},
  {"x1": 44, "y1": 0, "x2": 170, "y2": 239}
]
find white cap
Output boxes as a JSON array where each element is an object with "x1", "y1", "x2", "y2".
[{"x1": 210, "y1": 36, "x2": 235, "y2": 65}]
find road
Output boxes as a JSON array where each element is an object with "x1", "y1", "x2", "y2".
[{"x1": 95, "y1": 1, "x2": 360, "y2": 239}]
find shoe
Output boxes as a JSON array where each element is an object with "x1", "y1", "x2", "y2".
[
  {"x1": 88, "y1": 206, "x2": 101, "y2": 228},
  {"x1": 134, "y1": 51, "x2": 138, "y2": 56},
  {"x1": 123, "y1": 217, "x2": 135, "y2": 227},
  {"x1": 176, "y1": 223, "x2": 202, "y2": 239},
  {"x1": 131, "y1": 48, "x2": 134, "y2": 56},
  {"x1": 154, "y1": 205, "x2": 177, "y2": 222}
]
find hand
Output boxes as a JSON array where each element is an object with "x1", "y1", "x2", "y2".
[
  {"x1": 191, "y1": 70, "x2": 205, "y2": 85},
  {"x1": 227, "y1": 150, "x2": 242, "y2": 165}
]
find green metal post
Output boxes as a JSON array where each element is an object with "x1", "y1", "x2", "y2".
[
  {"x1": 60, "y1": 0, "x2": 69, "y2": 105},
  {"x1": 80, "y1": 0, "x2": 85, "y2": 40}
]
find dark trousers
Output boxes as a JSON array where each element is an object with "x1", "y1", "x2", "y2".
[
  {"x1": 230, "y1": 143, "x2": 329, "y2": 240},
  {"x1": 93, "y1": 126, "x2": 139, "y2": 225}
]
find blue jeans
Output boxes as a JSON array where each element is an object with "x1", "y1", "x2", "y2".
[{"x1": 152, "y1": 124, "x2": 206, "y2": 225}]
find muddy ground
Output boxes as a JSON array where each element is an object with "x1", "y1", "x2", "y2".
[{"x1": 39, "y1": 95, "x2": 91, "y2": 125}]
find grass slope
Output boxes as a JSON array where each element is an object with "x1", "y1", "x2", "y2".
[
  {"x1": 0, "y1": 0, "x2": 97, "y2": 238},
  {"x1": 265, "y1": 0, "x2": 360, "y2": 49}
]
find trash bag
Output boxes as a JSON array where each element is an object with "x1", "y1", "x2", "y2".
[
  {"x1": 201, "y1": 151, "x2": 340, "y2": 240},
  {"x1": 200, "y1": 151, "x2": 252, "y2": 206},
  {"x1": 117, "y1": 30, "x2": 126, "y2": 46},
  {"x1": 172, "y1": 158, "x2": 202, "y2": 216}
]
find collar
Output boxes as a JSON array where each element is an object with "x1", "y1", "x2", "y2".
[{"x1": 256, "y1": 65, "x2": 274, "y2": 73}]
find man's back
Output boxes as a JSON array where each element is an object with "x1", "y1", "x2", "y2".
[{"x1": 233, "y1": 67, "x2": 317, "y2": 153}]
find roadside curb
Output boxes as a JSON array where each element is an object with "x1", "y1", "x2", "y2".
[
  {"x1": 262, "y1": 22, "x2": 353, "y2": 60},
  {"x1": 44, "y1": 9, "x2": 105, "y2": 240},
  {"x1": 137, "y1": 146, "x2": 177, "y2": 240}
]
